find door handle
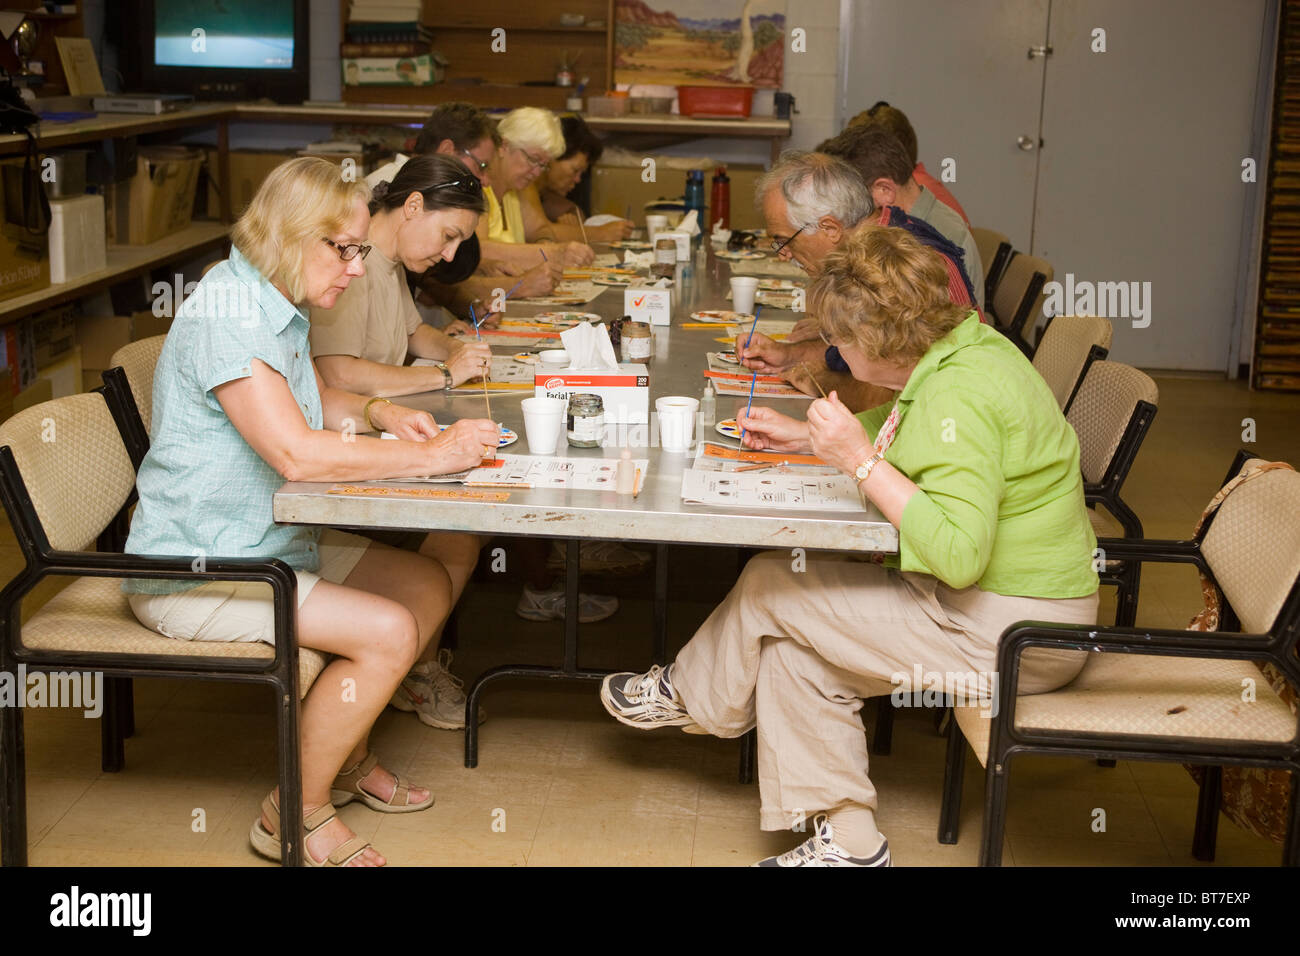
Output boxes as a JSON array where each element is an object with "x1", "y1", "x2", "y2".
[{"x1": 1017, "y1": 136, "x2": 1038, "y2": 151}]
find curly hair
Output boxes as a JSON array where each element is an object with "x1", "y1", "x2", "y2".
[
  {"x1": 845, "y1": 101, "x2": 919, "y2": 167},
  {"x1": 812, "y1": 225, "x2": 969, "y2": 364}
]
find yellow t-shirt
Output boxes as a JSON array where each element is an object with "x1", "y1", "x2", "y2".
[{"x1": 484, "y1": 184, "x2": 526, "y2": 243}]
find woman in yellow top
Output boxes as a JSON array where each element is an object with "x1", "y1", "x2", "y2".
[
  {"x1": 519, "y1": 114, "x2": 634, "y2": 242},
  {"x1": 312, "y1": 154, "x2": 495, "y2": 732},
  {"x1": 601, "y1": 227, "x2": 1098, "y2": 866},
  {"x1": 478, "y1": 107, "x2": 595, "y2": 274}
]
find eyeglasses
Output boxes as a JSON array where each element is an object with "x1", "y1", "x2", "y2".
[
  {"x1": 510, "y1": 143, "x2": 550, "y2": 171},
  {"x1": 770, "y1": 224, "x2": 809, "y2": 256},
  {"x1": 458, "y1": 147, "x2": 489, "y2": 172},
  {"x1": 432, "y1": 176, "x2": 484, "y2": 196},
  {"x1": 322, "y1": 237, "x2": 371, "y2": 262}
]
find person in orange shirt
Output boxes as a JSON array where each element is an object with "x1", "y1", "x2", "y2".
[{"x1": 847, "y1": 101, "x2": 970, "y2": 227}]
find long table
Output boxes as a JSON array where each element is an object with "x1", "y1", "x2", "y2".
[{"x1": 272, "y1": 249, "x2": 898, "y2": 767}]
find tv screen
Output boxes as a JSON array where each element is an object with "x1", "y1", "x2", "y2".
[{"x1": 154, "y1": 0, "x2": 296, "y2": 70}]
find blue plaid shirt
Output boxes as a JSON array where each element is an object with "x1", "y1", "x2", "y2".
[{"x1": 124, "y1": 246, "x2": 324, "y2": 593}]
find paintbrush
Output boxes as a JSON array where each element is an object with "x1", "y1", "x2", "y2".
[
  {"x1": 469, "y1": 303, "x2": 494, "y2": 427},
  {"x1": 799, "y1": 361, "x2": 828, "y2": 398},
  {"x1": 738, "y1": 306, "x2": 762, "y2": 446}
]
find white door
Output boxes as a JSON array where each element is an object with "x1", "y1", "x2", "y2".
[
  {"x1": 840, "y1": 0, "x2": 1051, "y2": 250},
  {"x1": 1033, "y1": 0, "x2": 1270, "y2": 370}
]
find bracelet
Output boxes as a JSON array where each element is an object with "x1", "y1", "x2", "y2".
[{"x1": 363, "y1": 396, "x2": 393, "y2": 432}]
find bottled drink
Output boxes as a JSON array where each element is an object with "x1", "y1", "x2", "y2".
[{"x1": 710, "y1": 166, "x2": 730, "y2": 230}]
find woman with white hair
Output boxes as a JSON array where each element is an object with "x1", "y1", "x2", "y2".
[
  {"x1": 478, "y1": 107, "x2": 594, "y2": 271},
  {"x1": 124, "y1": 157, "x2": 499, "y2": 866}
]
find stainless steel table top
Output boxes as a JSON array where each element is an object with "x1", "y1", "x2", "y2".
[{"x1": 273, "y1": 248, "x2": 899, "y2": 555}]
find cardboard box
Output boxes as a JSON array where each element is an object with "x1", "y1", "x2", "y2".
[
  {"x1": 0, "y1": 159, "x2": 50, "y2": 302},
  {"x1": 13, "y1": 376, "x2": 51, "y2": 415},
  {"x1": 23, "y1": 304, "x2": 79, "y2": 369},
  {"x1": 591, "y1": 163, "x2": 765, "y2": 231},
  {"x1": 49, "y1": 193, "x2": 107, "y2": 283},
  {"x1": 342, "y1": 54, "x2": 446, "y2": 86},
  {"x1": 534, "y1": 364, "x2": 650, "y2": 424},
  {"x1": 107, "y1": 147, "x2": 203, "y2": 245},
  {"x1": 36, "y1": 346, "x2": 82, "y2": 399},
  {"x1": 76, "y1": 311, "x2": 172, "y2": 382},
  {"x1": 204, "y1": 149, "x2": 298, "y2": 219},
  {"x1": 625, "y1": 287, "x2": 672, "y2": 327}
]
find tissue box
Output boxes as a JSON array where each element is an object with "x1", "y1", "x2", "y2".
[
  {"x1": 534, "y1": 364, "x2": 650, "y2": 424},
  {"x1": 624, "y1": 288, "x2": 672, "y2": 327}
]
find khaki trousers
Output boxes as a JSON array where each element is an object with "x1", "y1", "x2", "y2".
[{"x1": 673, "y1": 552, "x2": 1099, "y2": 830}]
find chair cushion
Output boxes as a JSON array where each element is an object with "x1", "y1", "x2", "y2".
[
  {"x1": 1087, "y1": 507, "x2": 1123, "y2": 539},
  {"x1": 20, "y1": 576, "x2": 327, "y2": 698},
  {"x1": 955, "y1": 650, "x2": 1295, "y2": 767}
]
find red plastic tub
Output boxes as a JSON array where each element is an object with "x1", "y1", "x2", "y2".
[{"x1": 677, "y1": 86, "x2": 754, "y2": 119}]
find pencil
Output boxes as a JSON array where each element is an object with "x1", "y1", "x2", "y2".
[
  {"x1": 633, "y1": 467, "x2": 642, "y2": 499},
  {"x1": 578, "y1": 215, "x2": 589, "y2": 246},
  {"x1": 739, "y1": 306, "x2": 762, "y2": 447}
]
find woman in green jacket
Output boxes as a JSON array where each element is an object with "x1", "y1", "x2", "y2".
[{"x1": 600, "y1": 225, "x2": 1100, "y2": 867}]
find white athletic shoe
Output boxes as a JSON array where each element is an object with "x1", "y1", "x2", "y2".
[
  {"x1": 600, "y1": 663, "x2": 705, "y2": 733},
  {"x1": 515, "y1": 585, "x2": 619, "y2": 623},
  {"x1": 548, "y1": 540, "x2": 653, "y2": 576},
  {"x1": 754, "y1": 814, "x2": 892, "y2": 867},
  {"x1": 389, "y1": 649, "x2": 482, "y2": 730}
]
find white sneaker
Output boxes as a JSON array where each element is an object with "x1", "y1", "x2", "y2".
[
  {"x1": 547, "y1": 540, "x2": 653, "y2": 576},
  {"x1": 389, "y1": 648, "x2": 483, "y2": 730},
  {"x1": 515, "y1": 585, "x2": 619, "y2": 623},
  {"x1": 600, "y1": 663, "x2": 705, "y2": 733},
  {"x1": 754, "y1": 814, "x2": 892, "y2": 867}
]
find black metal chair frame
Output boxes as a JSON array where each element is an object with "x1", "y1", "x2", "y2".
[
  {"x1": 937, "y1": 451, "x2": 1300, "y2": 866},
  {"x1": 983, "y1": 240, "x2": 1013, "y2": 307},
  {"x1": 989, "y1": 253, "x2": 1047, "y2": 358},
  {"x1": 1083, "y1": 389, "x2": 1158, "y2": 629},
  {"x1": 1028, "y1": 314, "x2": 1110, "y2": 416},
  {"x1": 0, "y1": 380, "x2": 307, "y2": 866}
]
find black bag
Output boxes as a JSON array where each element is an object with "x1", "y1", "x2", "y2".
[{"x1": 0, "y1": 81, "x2": 50, "y2": 236}]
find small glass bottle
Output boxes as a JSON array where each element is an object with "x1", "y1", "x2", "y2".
[
  {"x1": 566, "y1": 393, "x2": 605, "y2": 448},
  {"x1": 700, "y1": 380, "x2": 716, "y2": 428},
  {"x1": 621, "y1": 321, "x2": 652, "y2": 364}
]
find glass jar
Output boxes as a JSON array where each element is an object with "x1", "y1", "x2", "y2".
[
  {"x1": 566, "y1": 393, "x2": 605, "y2": 448},
  {"x1": 621, "y1": 322, "x2": 652, "y2": 363},
  {"x1": 652, "y1": 238, "x2": 676, "y2": 278}
]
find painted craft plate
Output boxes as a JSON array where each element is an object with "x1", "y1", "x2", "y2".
[
  {"x1": 610, "y1": 240, "x2": 653, "y2": 250},
  {"x1": 716, "y1": 249, "x2": 767, "y2": 260},
  {"x1": 690, "y1": 310, "x2": 752, "y2": 323},
  {"x1": 439, "y1": 424, "x2": 518, "y2": 447},
  {"x1": 715, "y1": 418, "x2": 741, "y2": 439},
  {"x1": 532, "y1": 311, "x2": 603, "y2": 326}
]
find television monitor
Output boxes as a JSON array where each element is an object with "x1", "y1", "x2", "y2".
[{"x1": 122, "y1": 0, "x2": 310, "y2": 103}]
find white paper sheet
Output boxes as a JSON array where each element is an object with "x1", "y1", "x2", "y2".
[{"x1": 680, "y1": 468, "x2": 865, "y2": 512}]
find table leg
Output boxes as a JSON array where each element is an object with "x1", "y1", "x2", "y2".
[{"x1": 652, "y1": 543, "x2": 668, "y2": 665}]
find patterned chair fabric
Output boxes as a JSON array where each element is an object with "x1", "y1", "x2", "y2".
[
  {"x1": 1066, "y1": 361, "x2": 1159, "y2": 485},
  {"x1": 971, "y1": 227, "x2": 1011, "y2": 282},
  {"x1": 991, "y1": 251, "x2": 1054, "y2": 331},
  {"x1": 109, "y1": 334, "x2": 167, "y2": 437},
  {"x1": 1032, "y1": 315, "x2": 1114, "y2": 410}
]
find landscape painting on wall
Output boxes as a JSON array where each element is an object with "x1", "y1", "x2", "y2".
[{"x1": 614, "y1": 0, "x2": 786, "y2": 88}]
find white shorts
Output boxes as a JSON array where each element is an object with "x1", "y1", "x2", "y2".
[{"x1": 127, "y1": 529, "x2": 371, "y2": 645}]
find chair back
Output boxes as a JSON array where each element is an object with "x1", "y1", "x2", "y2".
[
  {"x1": 0, "y1": 392, "x2": 136, "y2": 553},
  {"x1": 1201, "y1": 462, "x2": 1300, "y2": 636},
  {"x1": 992, "y1": 252, "x2": 1054, "y2": 340},
  {"x1": 1066, "y1": 360, "x2": 1159, "y2": 485},
  {"x1": 970, "y1": 226, "x2": 1013, "y2": 303},
  {"x1": 108, "y1": 334, "x2": 166, "y2": 437},
  {"x1": 1032, "y1": 314, "x2": 1113, "y2": 410}
]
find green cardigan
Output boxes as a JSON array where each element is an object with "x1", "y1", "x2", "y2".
[{"x1": 857, "y1": 313, "x2": 1099, "y2": 598}]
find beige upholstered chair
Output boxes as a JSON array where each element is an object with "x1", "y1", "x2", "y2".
[
  {"x1": 937, "y1": 454, "x2": 1300, "y2": 866},
  {"x1": 1065, "y1": 360, "x2": 1159, "y2": 627},
  {"x1": 1031, "y1": 314, "x2": 1114, "y2": 411},
  {"x1": 0, "y1": 392, "x2": 321, "y2": 866},
  {"x1": 108, "y1": 335, "x2": 167, "y2": 437},
  {"x1": 970, "y1": 226, "x2": 1013, "y2": 303},
  {"x1": 990, "y1": 251, "x2": 1054, "y2": 355}
]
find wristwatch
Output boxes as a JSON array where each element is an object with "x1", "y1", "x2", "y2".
[
  {"x1": 435, "y1": 361, "x2": 453, "y2": 390},
  {"x1": 854, "y1": 450, "x2": 885, "y2": 484}
]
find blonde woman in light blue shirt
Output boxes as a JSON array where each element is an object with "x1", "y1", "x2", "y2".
[{"x1": 125, "y1": 157, "x2": 499, "y2": 866}]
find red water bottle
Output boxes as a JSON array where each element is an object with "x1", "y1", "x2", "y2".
[{"x1": 710, "y1": 166, "x2": 730, "y2": 230}]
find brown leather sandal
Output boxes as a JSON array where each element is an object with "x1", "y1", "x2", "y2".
[
  {"x1": 249, "y1": 791, "x2": 377, "y2": 867},
  {"x1": 330, "y1": 753, "x2": 434, "y2": 814}
]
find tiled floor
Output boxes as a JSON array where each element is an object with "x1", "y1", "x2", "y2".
[{"x1": 1, "y1": 373, "x2": 1296, "y2": 866}]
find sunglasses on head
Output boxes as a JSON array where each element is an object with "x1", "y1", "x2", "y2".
[{"x1": 432, "y1": 176, "x2": 483, "y2": 197}]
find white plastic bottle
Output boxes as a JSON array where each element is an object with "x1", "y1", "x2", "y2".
[{"x1": 700, "y1": 380, "x2": 717, "y2": 428}]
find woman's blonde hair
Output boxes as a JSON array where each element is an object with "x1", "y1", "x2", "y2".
[
  {"x1": 230, "y1": 157, "x2": 370, "y2": 303},
  {"x1": 496, "y1": 107, "x2": 565, "y2": 159},
  {"x1": 813, "y1": 225, "x2": 969, "y2": 364}
]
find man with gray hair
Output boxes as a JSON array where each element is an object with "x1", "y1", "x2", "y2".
[{"x1": 740, "y1": 150, "x2": 979, "y2": 405}]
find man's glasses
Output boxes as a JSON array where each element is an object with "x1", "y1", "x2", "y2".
[
  {"x1": 770, "y1": 223, "x2": 809, "y2": 256},
  {"x1": 322, "y1": 237, "x2": 371, "y2": 262},
  {"x1": 459, "y1": 148, "x2": 489, "y2": 172}
]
